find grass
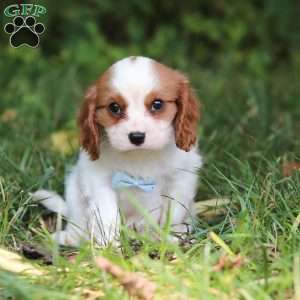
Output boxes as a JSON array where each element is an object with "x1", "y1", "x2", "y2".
[{"x1": 0, "y1": 60, "x2": 300, "y2": 300}]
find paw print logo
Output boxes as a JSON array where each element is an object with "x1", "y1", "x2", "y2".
[{"x1": 4, "y1": 16, "x2": 45, "y2": 48}]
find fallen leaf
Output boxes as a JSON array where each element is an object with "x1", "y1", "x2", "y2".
[
  {"x1": 213, "y1": 255, "x2": 228, "y2": 271},
  {"x1": 50, "y1": 129, "x2": 78, "y2": 155},
  {"x1": 282, "y1": 162, "x2": 300, "y2": 177},
  {"x1": 0, "y1": 248, "x2": 45, "y2": 276},
  {"x1": 213, "y1": 254, "x2": 244, "y2": 272},
  {"x1": 0, "y1": 109, "x2": 17, "y2": 122},
  {"x1": 95, "y1": 256, "x2": 155, "y2": 300}
]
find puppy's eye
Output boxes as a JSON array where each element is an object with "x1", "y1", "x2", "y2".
[
  {"x1": 150, "y1": 99, "x2": 164, "y2": 112},
  {"x1": 108, "y1": 102, "x2": 122, "y2": 116}
]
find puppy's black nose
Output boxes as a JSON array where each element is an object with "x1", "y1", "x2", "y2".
[{"x1": 128, "y1": 132, "x2": 145, "y2": 146}]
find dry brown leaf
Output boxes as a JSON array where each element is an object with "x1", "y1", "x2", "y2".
[
  {"x1": 1, "y1": 109, "x2": 17, "y2": 122},
  {"x1": 0, "y1": 248, "x2": 44, "y2": 276},
  {"x1": 282, "y1": 162, "x2": 300, "y2": 177},
  {"x1": 213, "y1": 255, "x2": 228, "y2": 272},
  {"x1": 95, "y1": 256, "x2": 156, "y2": 300},
  {"x1": 213, "y1": 253, "x2": 244, "y2": 272}
]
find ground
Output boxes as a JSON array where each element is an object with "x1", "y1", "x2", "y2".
[{"x1": 0, "y1": 62, "x2": 299, "y2": 300}]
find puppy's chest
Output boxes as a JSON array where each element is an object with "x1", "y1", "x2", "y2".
[
  {"x1": 101, "y1": 145, "x2": 179, "y2": 179},
  {"x1": 109, "y1": 159, "x2": 170, "y2": 218},
  {"x1": 116, "y1": 186, "x2": 163, "y2": 219},
  {"x1": 109, "y1": 158, "x2": 171, "y2": 180}
]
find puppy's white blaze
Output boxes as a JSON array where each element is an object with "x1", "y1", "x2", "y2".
[
  {"x1": 110, "y1": 56, "x2": 159, "y2": 101},
  {"x1": 106, "y1": 56, "x2": 173, "y2": 151}
]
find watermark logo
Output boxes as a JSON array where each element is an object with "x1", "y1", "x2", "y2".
[{"x1": 3, "y1": 4, "x2": 47, "y2": 48}]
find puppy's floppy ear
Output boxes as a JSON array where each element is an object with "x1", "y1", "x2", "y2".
[
  {"x1": 78, "y1": 85, "x2": 101, "y2": 160},
  {"x1": 174, "y1": 76, "x2": 200, "y2": 151}
]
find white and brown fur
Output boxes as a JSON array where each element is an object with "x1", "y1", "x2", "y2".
[{"x1": 33, "y1": 56, "x2": 202, "y2": 246}]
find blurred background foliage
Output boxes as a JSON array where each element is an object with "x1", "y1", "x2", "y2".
[
  {"x1": 1, "y1": 0, "x2": 299, "y2": 106},
  {"x1": 0, "y1": 0, "x2": 299, "y2": 177},
  {"x1": 2, "y1": 0, "x2": 300, "y2": 77}
]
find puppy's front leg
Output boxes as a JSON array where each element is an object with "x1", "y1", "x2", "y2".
[
  {"x1": 88, "y1": 187, "x2": 120, "y2": 246},
  {"x1": 162, "y1": 171, "x2": 199, "y2": 234}
]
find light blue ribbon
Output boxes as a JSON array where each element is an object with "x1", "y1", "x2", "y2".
[{"x1": 112, "y1": 171, "x2": 156, "y2": 193}]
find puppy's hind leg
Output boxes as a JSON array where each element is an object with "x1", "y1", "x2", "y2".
[
  {"x1": 32, "y1": 190, "x2": 78, "y2": 246},
  {"x1": 57, "y1": 171, "x2": 90, "y2": 247},
  {"x1": 32, "y1": 171, "x2": 88, "y2": 247}
]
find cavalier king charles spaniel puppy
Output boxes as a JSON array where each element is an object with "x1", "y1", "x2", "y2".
[{"x1": 33, "y1": 56, "x2": 202, "y2": 247}]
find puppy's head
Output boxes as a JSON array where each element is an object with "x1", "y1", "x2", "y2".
[{"x1": 79, "y1": 56, "x2": 200, "y2": 160}]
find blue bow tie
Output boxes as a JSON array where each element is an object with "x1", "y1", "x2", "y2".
[{"x1": 112, "y1": 171, "x2": 156, "y2": 193}]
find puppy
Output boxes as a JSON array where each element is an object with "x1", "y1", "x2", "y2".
[{"x1": 33, "y1": 56, "x2": 202, "y2": 247}]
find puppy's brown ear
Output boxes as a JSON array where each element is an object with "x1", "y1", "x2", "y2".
[
  {"x1": 78, "y1": 85, "x2": 101, "y2": 160},
  {"x1": 175, "y1": 77, "x2": 200, "y2": 151}
]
